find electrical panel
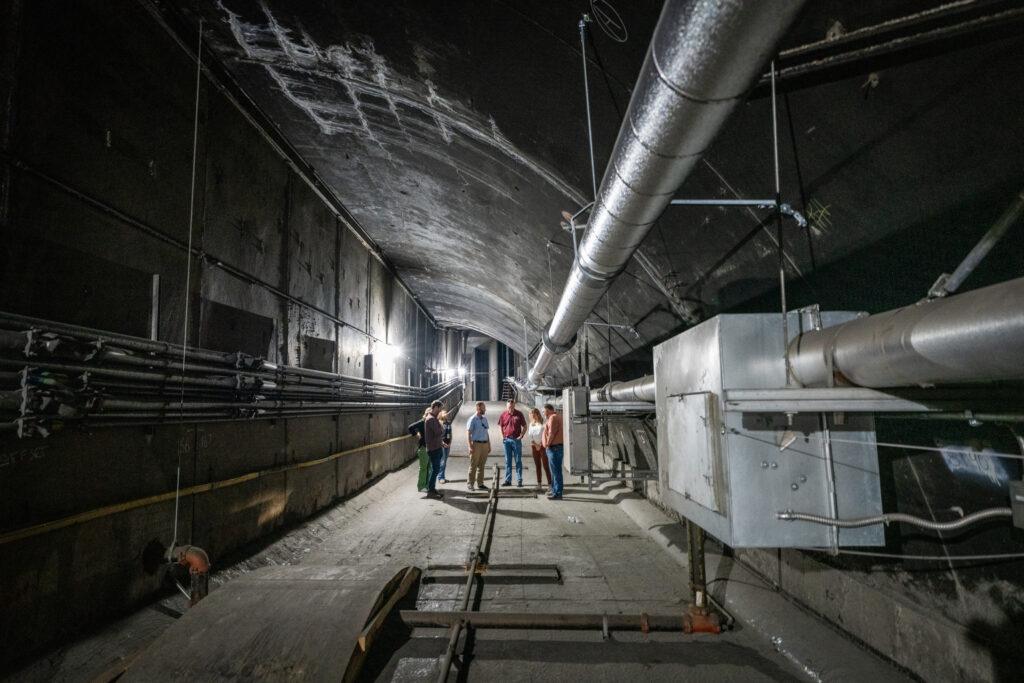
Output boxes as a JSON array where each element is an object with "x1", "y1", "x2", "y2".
[
  {"x1": 653, "y1": 313, "x2": 884, "y2": 548},
  {"x1": 562, "y1": 387, "x2": 591, "y2": 474}
]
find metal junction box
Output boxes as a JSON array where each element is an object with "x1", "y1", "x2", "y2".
[
  {"x1": 563, "y1": 387, "x2": 591, "y2": 474},
  {"x1": 653, "y1": 314, "x2": 883, "y2": 548}
]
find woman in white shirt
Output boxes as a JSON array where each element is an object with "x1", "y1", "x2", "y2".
[{"x1": 527, "y1": 407, "x2": 552, "y2": 491}]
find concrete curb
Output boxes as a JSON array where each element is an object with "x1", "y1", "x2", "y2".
[{"x1": 601, "y1": 483, "x2": 911, "y2": 683}]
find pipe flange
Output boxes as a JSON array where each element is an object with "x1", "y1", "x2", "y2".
[{"x1": 542, "y1": 328, "x2": 577, "y2": 356}]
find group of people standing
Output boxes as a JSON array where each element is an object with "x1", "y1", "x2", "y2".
[
  {"x1": 408, "y1": 398, "x2": 565, "y2": 500},
  {"x1": 466, "y1": 398, "x2": 565, "y2": 500}
]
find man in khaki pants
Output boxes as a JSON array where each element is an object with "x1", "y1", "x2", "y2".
[{"x1": 466, "y1": 401, "x2": 491, "y2": 491}]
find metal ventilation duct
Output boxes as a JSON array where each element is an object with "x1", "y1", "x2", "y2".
[
  {"x1": 528, "y1": 0, "x2": 807, "y2": 385},
  {"x1": 789, "y1": 277, "x2": 1024, "y2": 388},
  {"x1": 590, "y1": 375, "x2": 656, "y2": 403}
]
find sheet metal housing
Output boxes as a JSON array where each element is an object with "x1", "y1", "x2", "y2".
[{"x1": 654, "y1": 314, "x2": 883, "y2": 548}]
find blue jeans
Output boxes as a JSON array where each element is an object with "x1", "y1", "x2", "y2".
[
  {"x1": 546, "y1": 444, "x2": 564, "y2": 497},
  {"x1": 502, "y1": 437, "x2": 523, "y2": 485},
  {"x1": 426, "y1": 448, "x2": 444, "y2": 492},
  {"x1": 437, "y1": 447, "x2": 449, "y2": 480}
]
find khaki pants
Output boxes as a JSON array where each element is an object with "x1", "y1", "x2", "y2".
[{"x1": 468, "y1": 441, "x2": 490, "y2": 486}]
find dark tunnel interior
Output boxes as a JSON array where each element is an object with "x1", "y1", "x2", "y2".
[{"x1": 2, "y1": 1, "x2": 1024, "y2": 681}]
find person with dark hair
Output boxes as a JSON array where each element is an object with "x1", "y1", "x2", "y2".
[
  {"x1": 542, "y1": 403, "x2": 564, "y2": 500},
  {"x1": 466, "y1": 401, "x2": 490, "y2": 491},
  {"x1": 423, "y1": 400, "x2": 445, "y2": 498},
  {"x1": 436, "y1": 409, "x2": 453, "y2": 484},
  {"x1": 498, "y1": 398, "x2": 527, "y2": 487},
  {"x1": 408, "y1": 407, "x2": 431, "y2": 492}
]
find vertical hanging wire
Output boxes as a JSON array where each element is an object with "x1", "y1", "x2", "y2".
[
  {"x1": 606, "y1": 295, "x2": 612, "y2": 383},
  {"x1": 169, "y1": 18, "x2": 204, "y2": 559},
  {"x1": 579, "y1": 15, "x2": 599, "y2": 202}
]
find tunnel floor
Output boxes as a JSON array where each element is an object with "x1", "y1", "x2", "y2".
[{"x1": 13, "y1": 403, "x2": 816, "y2": 681}]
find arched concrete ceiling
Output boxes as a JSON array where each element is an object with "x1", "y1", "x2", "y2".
[{"x1": 180, "y1": 0, "x2": 1024, "y2": 384}]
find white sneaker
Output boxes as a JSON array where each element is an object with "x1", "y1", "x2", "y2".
[{"x1": 468, "y1": 484, "x2": 476, "y2": 491}]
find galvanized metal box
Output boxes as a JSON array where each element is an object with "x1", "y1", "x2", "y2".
[
  {"x1": 653, "y1": 314, "x2": 883, "y2": 548},
  {"x1": 563, "y1": 387, "x2": 591, "y2": 474}
]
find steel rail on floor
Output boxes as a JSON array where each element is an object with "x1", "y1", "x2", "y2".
[
  {"x1": 410, "y1": 610, "x2": 687, "y2": 632},
  {"x1": 437, "y1": 464, "x2": 501, "y2": 682}
]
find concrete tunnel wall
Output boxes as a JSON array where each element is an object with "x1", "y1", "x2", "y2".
[{"x1": 0, "y1": 0, "x2": 464, "y2": 666}]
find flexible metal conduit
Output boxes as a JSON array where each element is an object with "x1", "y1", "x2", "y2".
[
  {"x1": 528, "y1": 0, "x2": 806, "y2": 385},
  {"x1": 788, "y1": 277, "x2": 1024, "y2": 388},
  {"x1": 777, "y1": 508, "x2": 1012, "y2": 531}
]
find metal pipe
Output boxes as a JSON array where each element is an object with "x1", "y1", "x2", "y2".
[
  {"x1": 0, "y1": 310, "x2": 459, "y2": 393},
  {"x1": 929, "y1": 188, "x2": 1024, "y2": 298},
  {"x1": 818, "y1": 413, "x2": 839, "y2": 554},
  {"x1": 881, "y1": 412, "x2": 1024, "y2": 424},
  {"x1": 406, "y1": 610, "x2": 686, "y2": 631},
  {"x1": 589, "y1": 374, "x2": 655, "y2": 403},
  {"x1": 778, "y1": 507, "x2": 1012, "y2": 531},
  {"x1": 788, "y1": 277, "x2": 1024, "y2": 388},
  {"x1": 528, "y1": 0, "x2": 805, "y2": 385},
  {"x1": 671, "y1": 198, "x2": 777, "y2": 206}
]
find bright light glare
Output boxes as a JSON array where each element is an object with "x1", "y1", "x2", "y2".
[{"x1": 378, "y1": 342, "x2": 403, "y2": 363}]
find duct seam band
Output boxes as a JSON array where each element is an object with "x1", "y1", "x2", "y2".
[
  {"x1": 576, "y1": 259, "x2": 626, "y2": 287},
  {"x1": 587, "y1": 193, "x2": 659, "y2": 231},
  {"x1": 607, "y1": 152, "x2": 693, "y2": 202},
  {"x1": 650, "y1": 43, "x2": 749, "y2": 104},
  {"x1": 623, "y1": 117, "x2": 706, "y2": 163},
  {"x1": 542, "y1": 329, "x2": 577, "y2": 356}
]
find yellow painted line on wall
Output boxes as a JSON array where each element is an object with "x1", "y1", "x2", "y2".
[{"x1": 0, "y1": 434, "x2": 414, "y2": 546}]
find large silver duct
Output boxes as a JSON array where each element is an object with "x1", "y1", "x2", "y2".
[
  {"x1": 528, "y1": 0, "x2": 806, "y2": 386},
  {"x1": 590, "y1": 375, "x2": 656, "y2": 403},
  {"x1": 789, "y1": 277, "x2": 1024, "y2": 388}
]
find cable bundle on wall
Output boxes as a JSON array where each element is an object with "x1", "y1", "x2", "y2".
[{"x1": 0, "y1": 311, "x2": 462, "y2": 438}]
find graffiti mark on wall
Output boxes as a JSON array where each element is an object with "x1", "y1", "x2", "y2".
[
  {"x1": 216, "y1": 1, "x2": 585, "y2": 204},
  {"x1": 0, "y1": 445, "x2": 48, "y2": 468},
  {"x1": 938, "y1": 441, "x2": 1007, "y2": 488},
  {"x1": 177, "y1": 428, "x2": 215, "y2": 455},
  {"x1": 806, "y1": 198, "x2": 833, "y2": 237}
]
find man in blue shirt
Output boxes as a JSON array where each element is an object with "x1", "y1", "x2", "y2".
[{"x1": 466, "y1": 401, "x2": 491, "y2": 491}]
